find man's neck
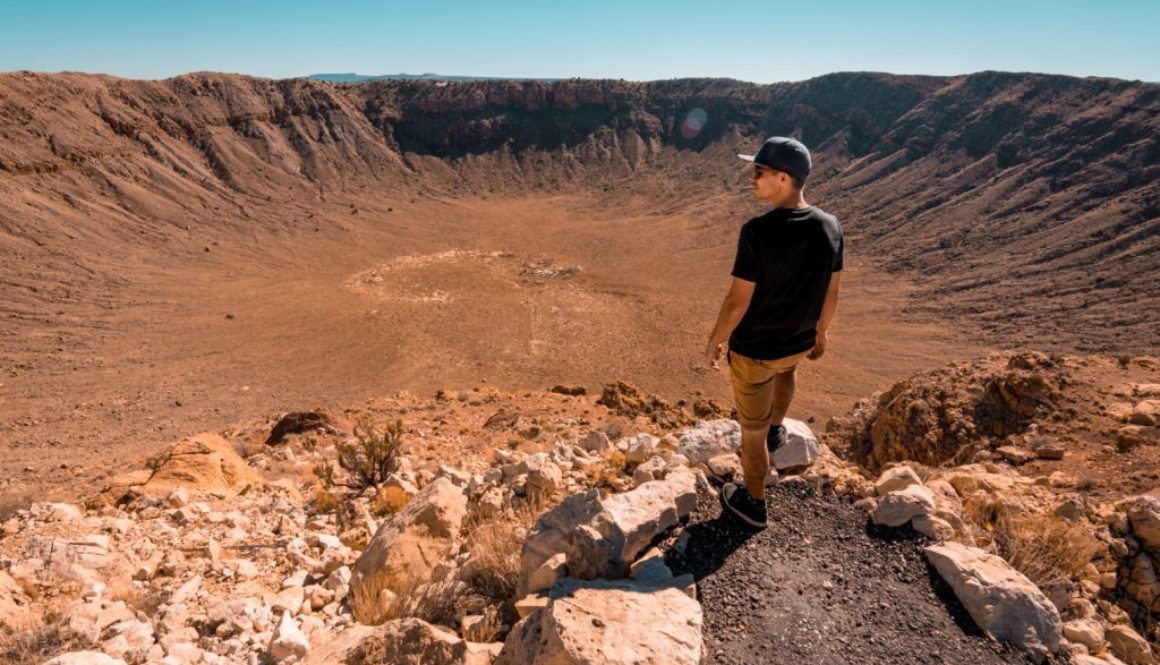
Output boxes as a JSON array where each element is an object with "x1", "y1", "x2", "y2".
[{"x1": 770, "y1": 196, "x2": 809, "y2": 210}]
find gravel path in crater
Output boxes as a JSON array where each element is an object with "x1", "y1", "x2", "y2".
[{"x1": 667, "y1": 481, "x2": 1058, "y2": 665}]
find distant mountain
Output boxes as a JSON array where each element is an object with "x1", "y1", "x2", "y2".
[{"x1": 307, "y1": 72, "x2": 561, "y2": 83}]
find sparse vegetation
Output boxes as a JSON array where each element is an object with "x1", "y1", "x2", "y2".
[
  {"x1": 309, "y1": 485, "x2": 342, "y2": 514},
  {"x1": 314, "y1": 419, "x2": 403, "y2": 491},
  {"x1": 962, "y1": 498, "x2": 1099, "y2": 591},
  {"x1": 0, "y1": 616, "x2": 94, "y2": 665},
  {"x1": 109, "y1": 582, "x2": 168, "y2": 618},
  {"x1": 994, "y1": 509, "x2": 1100, "y2": 591},
  {"x1": 0, "y1": 492, "x2": 34, "y2": 522},
  {"x1": 349, "y1": 570, "x2": 399, "y2": 626},
  {"x1": 372, "y1": 485, "x2": 411, "y2": 517}
]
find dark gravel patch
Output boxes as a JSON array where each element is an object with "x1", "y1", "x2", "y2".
[{"x1": 667, "y1": 479, "x2": 1062, "y2": 665}]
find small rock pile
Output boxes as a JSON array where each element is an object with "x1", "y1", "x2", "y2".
[{"x1": 857, "y1": 458, "x2": 1158, "y2": 664}]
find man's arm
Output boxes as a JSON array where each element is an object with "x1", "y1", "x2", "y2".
[
  {"x1": 705, "y1": 277, "x2": 756, "y2": 368},
  {"x1": 808, "y1": 272, "x2": 842, "y2": 360}
]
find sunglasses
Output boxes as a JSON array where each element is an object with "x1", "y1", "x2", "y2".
[{"x1": 752, "y1": 166, "x2": 778, "y2": 179}]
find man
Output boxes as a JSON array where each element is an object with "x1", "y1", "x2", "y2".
[{"x1": 705, "y1": 136, "x2": 843, "y2": 529}]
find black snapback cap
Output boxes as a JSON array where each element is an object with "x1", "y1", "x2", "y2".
[{"x1": 738, "y1": 136, "x2": 812, "y2": 181}]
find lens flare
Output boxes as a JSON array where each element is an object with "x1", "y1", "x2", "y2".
[{"x1": 681, "y1": 107, "x2": 708, "y2": 139}]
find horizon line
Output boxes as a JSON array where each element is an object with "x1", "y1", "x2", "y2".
[{"x1": 1, "y1": 68, "x2": 1156, "y2": 87}]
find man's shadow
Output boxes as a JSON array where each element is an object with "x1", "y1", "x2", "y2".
[{"x1": 665, "y1": 511, "x2": 759, "y2": 585}]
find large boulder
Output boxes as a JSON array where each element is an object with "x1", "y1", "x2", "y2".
[
  {"x1": 925, "y1": 542, "x2": 1061, "y2": 658},
  {"x1": 496, "y1": 578, "x2": 702, "y2": 665},
  {"x1": 140, "y1": 432, "x2": 258, "y2": 496},
  {"x1": 349, "y1": 477, "x2": 468, "y2": 623},
  {"x1": 677, "y1": 420, "x2": 739, "y2": 464},
  {"x1": 1106, "y1": 624, "x2": 1154, "y2": 665},
  {"x1": 517, "y1": 469, "x2": 698, "y2": 595},
  {"x1": 1121, "y1": 496, "x2": 1160, "y2": 550},
  {"x1": 871, "y1": 485, "x2": 935, "y2": 527},
  {"x1": 874, "y1": 465, "x2": 922, "y2": 496},
  {"x1": 771, "y1": 420, "x2": 821, "y2": 471},
  {"x1": 518, "y1": 490, "x2": 606, "y2": 597}
]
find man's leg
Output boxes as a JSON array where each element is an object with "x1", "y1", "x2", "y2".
[
  {"x1": 740, "y1": 425, "x2": 771, "y2": 500},
  {"x1": 769, "y1": 368, "x2": 796, "y2": 427},
  {"x1": 729, "y1": 352, "x2": 777, "y2": 502}
]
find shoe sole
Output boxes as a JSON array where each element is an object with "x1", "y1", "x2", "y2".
[{"x1": 719, "y1": 486, "x2": 767, "y2": 529}]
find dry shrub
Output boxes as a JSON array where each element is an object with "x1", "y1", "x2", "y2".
[
  {"x1": 372, "y1": 486, "x2": 411, "y2": 517},
  {"x1": 0, "y1": 616, "x2": 93, "y2": 665},
  {"x1": 350, "y1": 571, "x2": 481, "y2": 630},
  {"x1": 231, "y1": 439, "x2": 263, "y2": 460},
  {"x1": 994, "y1": 509, "x2": 1098, "y2": 590},
  {"x1": 310, "y1": 486, "x2": 341, "y2": 514},
  {"x1": 349, "y1": 571, "x2": 397, "y2": 626},
  {"x1": 315, "y1": 420, "x2": 403, "y2": 491},
  {"x1": 108, "y1": 582, "x2": 168, "y2": 619},
  {"x1": 463, "y1": 518, "x2": 526, "y2": 604},
  {"x1": 392, "y1": 579, "x2": 482, "y2": 629},
  {"x1": 963, "y1": 498, "x2": 1098, "y2": 590},
  {"x1": 0, "y1": 492, "x2": 34, "y2": 522}
]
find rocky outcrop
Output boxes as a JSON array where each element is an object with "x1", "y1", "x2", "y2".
[
  {"x1": 925, "y1": 542, "x2": 1062, "y2": 658},
  {"x1": 829, "y1": 351, "x2": 1067, "y2": 472},
  {"x1": 496, "y1": 578, "x2": 702, "y2": 665},
  {"x1": 349, "y1": 477, "x2": 468, "y2": 622},
  {"x1": 137, "y1": 432, "x2": 260, "y2": 497},
  {"x1": 516, "y1": 466, "x2": 697, "y2": 595},
  {"x1": 678, "y1": 417, "x2": 822, "y2": 472},
  {"x1": 871, "y1": 484, "x2": 936, "y2": 527}
]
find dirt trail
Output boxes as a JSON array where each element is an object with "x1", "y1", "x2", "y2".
[{"x1": 668, "y1": 482, "x2": 1051, "y2": 665}]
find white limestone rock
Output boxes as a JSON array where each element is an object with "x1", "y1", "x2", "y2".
[
  {"x1": 874, "y1": 466, "x2": 922, "y2": 496},
  {"x1": 348, "y1": 477, "x2": 467, "y2": 623},
  {"x1": 526, "y1": 552, "x2": 568, "y2": 595},
  {"x1": 1062, "y1": 618, "x2": 1106, "y2": 653},
  {"x1": 601, "y1": 467, "x2": 697, "y2": 564},
  {"x1": 496, "y1": 577, "x2": 702, "y2": 665},
  {"x1": 770, "y1": 419, "x2": 821, "y2": 471},
  {"x1": 270, "y1": 611, "x2": 311, "y2": 662},
  {"x1": 1106, "y1": 624, "x2": 1154, "y2": 665},
  {"x1": 871, "y1": 485, "x2": 936, "y2": 527},
  {"x1": 925, "y1": 541, "x2": 1062, "y2": 658},
  {"x1": 623, "y1": 434, "x2": 660, "y2": 465},
  {"x1": 677, "y1": 420, "x2": 739, "y2": 465},
  {"x1": 706, "y1": 453, "x2": 742, "y2": 480}
]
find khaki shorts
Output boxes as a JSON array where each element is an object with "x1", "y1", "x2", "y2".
[{"x1": 729, "y1": 349, "x2": 810, "y2": 431}]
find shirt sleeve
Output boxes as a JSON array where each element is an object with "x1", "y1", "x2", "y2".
[
  {"x1": 833, "y1": 232, "x2": 844, "y2": 273},
  {"x1": 731, "y1": 225, "x2": 760, "y2": 282}
]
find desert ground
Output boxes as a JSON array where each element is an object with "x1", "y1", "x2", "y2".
[{"x1": 1, "y1": 192, "x2": 992, "y2": 505}]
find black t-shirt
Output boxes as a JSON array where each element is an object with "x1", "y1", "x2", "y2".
[{"x1": 729, "y1": 206, "x2": 843, "y2": 360}]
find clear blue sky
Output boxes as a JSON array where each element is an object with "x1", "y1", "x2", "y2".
[{"x1": 1, "y1": 0, "x2": 1155, "y2": 83}]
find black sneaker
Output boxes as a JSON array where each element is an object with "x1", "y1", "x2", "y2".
[
  {"x1": 719, "y1": 482, "x2": 768, "y2": 529},
  {"x1": 767, "y1": 424, "x2": 787, "y2": 454}
]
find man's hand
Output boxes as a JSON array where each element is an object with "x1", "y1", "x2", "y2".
[
  {"x1": 706, "y1": 339, "x2": 725, "y2": 369},
  {"x1": 807, "y1": 330, "x2": 828, "y2": 360}
]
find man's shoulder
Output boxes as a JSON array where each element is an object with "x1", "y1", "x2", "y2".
[{"x1": 808, "y1": 206, "x2": 840, "y2": 229}]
